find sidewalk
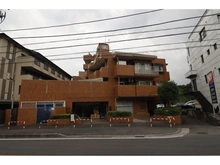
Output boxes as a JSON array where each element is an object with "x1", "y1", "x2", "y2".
[{"x1": 0, "y1": 116, "x2": 213, "y2": 138}]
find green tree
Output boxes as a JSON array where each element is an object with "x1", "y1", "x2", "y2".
[
  {"x1": 177, "y1": 83, "x2": 194, "y2": 102},
  {"x1": 158, "y1": 81, "x2": 178, "y2": 107}
]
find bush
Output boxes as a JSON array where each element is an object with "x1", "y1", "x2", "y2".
[
  {"x1": 107, "y1": 111, "x2": 131, "y2": 117},
  {"x1": 154, "y1": 107, "x2": 181, "y2": 116},
  {"x1": 50, "y1": 114, "x2": 79, "y2": 119}
]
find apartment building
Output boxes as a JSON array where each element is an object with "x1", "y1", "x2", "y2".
[
  {"x1": 0, "y1": 33, "x2": 72, "y2": 124},
  {"x1": 13, "y1": 43, "x2": 170, "y2": 125},
  {"x1": 185, "y1": 9, "x2": 220, "y2": 115}
]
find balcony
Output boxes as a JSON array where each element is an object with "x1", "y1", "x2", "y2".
[
  {"x1": 114, "y1": 65, "x2": 135, "y2": 77},
  {"x1": 115, "y1": 85, "x2": 158, "y2": 97},
  {"x1": 136, "y1": 85, "x2": 158, "y2": 96},
  {"x1": 185, "y1": 70, "x2": 197, "y2": 79}
]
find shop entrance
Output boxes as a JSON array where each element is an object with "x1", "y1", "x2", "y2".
[{"x1": 72, "y1": 102, "x2": 107, "y2": 119}]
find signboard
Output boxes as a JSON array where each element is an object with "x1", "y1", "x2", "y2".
[
  {"x1": 70, "y1": 114, "x2": 75, "y2": 121},
  {"x1": 207, "y1": 71, "x2": 218, "y2": 104}
]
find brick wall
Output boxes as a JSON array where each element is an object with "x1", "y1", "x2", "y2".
[
  {"x1": 17, "y1": 108, "x2": 37, "y2": 126},
  {"x1": 4, "y1": 109, "x2": 11, "y2": 126}
]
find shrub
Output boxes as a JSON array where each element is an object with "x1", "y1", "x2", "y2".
[
  {"x1": 50, "y1": 114, "x2": 79, "y2": 119},
  {"x1": 154, "y1": 107, "x2": 181, "y2": 116},
  {"x1": 107, "y1": 111, "x2": 131, "y2": 117}
]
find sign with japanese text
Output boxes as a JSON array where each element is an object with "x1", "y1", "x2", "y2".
[{"x1": 207, "y1": 71, "x2": 218, "y2": 103}]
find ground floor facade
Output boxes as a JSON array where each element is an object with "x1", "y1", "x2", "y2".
[{"x1": 5, "y1": 80, "x2": 159, "y2": 126}]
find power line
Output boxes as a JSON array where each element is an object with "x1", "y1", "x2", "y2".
[
  {"x1": 12, "y1": 12, "x2": 218, "y2": 40},
  {"x1": 1, "y1": 44, "x2": 219, "y2": 65},
  {"x1": 18, "y1": 22, "x2": 220, "y2": 46},
  {"x1": 29, "y1": 28, "x2": 220, "y2": 51},
  {"x1": 0, "y1": 37, "x2": 219, "y2": 57},
  {"x1": 1, "y1": 9, "x2": 163, "y2": 32}
]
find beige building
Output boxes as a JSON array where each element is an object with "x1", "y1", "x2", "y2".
[{"x1": 0, "y1": 33, "x2": 72, "y2": 124}]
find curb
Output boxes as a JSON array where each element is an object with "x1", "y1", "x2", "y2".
[{"x1": 0, "y1": 128, "x2": 188, "y2": 139}]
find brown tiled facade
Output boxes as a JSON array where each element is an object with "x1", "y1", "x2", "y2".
[{"x1": 17, "y1": 43, "x2": 170, "y2": 125}]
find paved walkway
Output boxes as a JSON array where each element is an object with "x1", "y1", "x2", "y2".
[{"x1": 0, "y1": 116, "x2": 215, "y2": 138}]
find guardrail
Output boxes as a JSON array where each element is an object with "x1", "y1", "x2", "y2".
[{"x1": 150, "y1": 116, "x2": 175, "y2": 127}]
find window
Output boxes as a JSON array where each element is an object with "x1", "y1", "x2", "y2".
[
  {"x1": 21, "y1": 53, "x2": 25, "y2": 57},
  {"x1": 214, "y1": 43, "x2": 217, "y2": 50},
  {"x1": 4, "y1": 93, "x2": 8, "y2": 100},
  {"x1": 18, "y1": 85, "x2": 21, "y2": 95},
  {"x1": 62, "y1": 75, "x2": 65, "y2": 80},
  {"x1": 190, "y1": 64, "x2": 192, "y2": 70},
  {"x1": 207, "y1": 49, "x2": 210, "y2": 55},
  {"x1": 201, "y1": 55, "x2": 204, "y2": 63},
  {"x1": 157, "y1": 65, "x2": 163, "y2": 72},
  {"x1": 199, "y1": 27, "x2": 207, "y2": 41},
  {"x1": 217, "y1": 14, "x2": 220, "y2": 20},
  {"x1": 9, "y1": 53, "x2": 13, "y2": 60},
  {"x1": 137, "y1": 81, "x2": 152, "y2": 86},
  {"x1": 57, "y1": 72, "x2": 60, "y2": 78},
  {"x1": 116, "y1": 101, "x2": 133, "y2": 113},
  {"x1": 7, "y1": 73, "x2": 10, "y2": 79},
  {"x1": 205, "y1": 75, "x2": 208, "y2": 83},
  {"x1": 218, "y1": 68, "x2": 220, "y2": 75},
  {"x1": 51, "y1": 68, "x2": 55, "y2": 75},
  {"x1": 54, "y1": 102, "x2": 64, "y2": 108},
  {"x1": 103, "y1": 77, "x2": 108, "y2": 82},
  {"x1": 44, "y1": 63, "x2": 49, "y2": 71},
  {"x1": 34, "y1": 59, "x2": 40, "y2": 66}
]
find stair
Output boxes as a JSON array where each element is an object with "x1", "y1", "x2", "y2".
[{"x1": 192, "y1": 91, "x2": 213, "y2": 113}]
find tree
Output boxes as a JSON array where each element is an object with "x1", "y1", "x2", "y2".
[
  {"x1": 158, "y1": 81, "x2": 178, "y2": 107},
  {"x1": 177, "y1": 83, "x2": 194, "y2": 102}
]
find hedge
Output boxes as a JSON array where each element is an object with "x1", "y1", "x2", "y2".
[
  {"x1": 154, "y1": 107, "x2": 181, "y2": 116},
  {"x1": 107, "y1": 111, "x2": 131, "y2": 117},
  {"x1": 50, "y1": 114, "x2": 79, "y2": 119}
]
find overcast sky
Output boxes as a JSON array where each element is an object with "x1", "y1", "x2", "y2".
[{"x1": 0, "y1": 5, "x2": 207, "y2": 85}]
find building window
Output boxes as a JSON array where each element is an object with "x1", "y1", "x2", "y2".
[
  {"x1": 51, "y1": 68, "x2": 55, "y2": 75},
  {"x1": 4, "y1": 93, "x2": 8, "y2": 100},
  {"x1": 205, "y1": 75, "x2": 208, "y2": 83},
  {"x1": 190, "y1": 64, "x2": 192, "y2": 70},
  {"x1": 34, "y1": 59, "x2": 40, "y2": 66},
  {"x1": 199, "y1": 27, "x2": 207, "y2": 41},
  {"x1": 218, "y1": 68, "x2": 220, "y2": 75},
  {"x1": 158, "y1": 65, "x2": 163, "y2": 72},
  {"x1": 137, "y1": 81, "x2": 152, "y2": 86},
  {"x1": 201, "y1": 55, "x2": 204, "y2": 63},
  {"x1": 62, "y1": 75, "x2": 65, "y2": 80},
  {"x1": 57, "y1": 72, "x2": 60, "y2": 78},
  {"x1": 7, "y1": 73, "x2": 10, "y2": 79},
  {"x1": 44, "y1": 63, "x2": 49, "y2": 71},
  {"x1": 9, "y1": 53, "x2": 13, "y2": 60},
  {"x1": 217, "y1": 14, "x2": 220, "y2": 20},
  {"x1": 21, "y1": 53, "x2": 26, "y2": 57},
  {"x1": 207, "y1": 49, "x2": 210, "y2": 55},
  {"x1": 18, "y1": 85, "x2": 21, "y2": 95},
  {"x1": 103, "y1": 77, "x2": 108, "y2": 82},
  {"x1": 214, "y1": 43, "x2": 217, "y2": 50}
]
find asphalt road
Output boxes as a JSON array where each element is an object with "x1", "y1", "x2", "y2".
[{"x1": 1, "y1": 134, "x2": 220, "y2": 155}]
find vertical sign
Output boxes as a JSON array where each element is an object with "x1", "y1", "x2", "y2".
[{"x1": 207, "y1": 71, "x2": 218, "y2": 103}]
